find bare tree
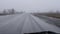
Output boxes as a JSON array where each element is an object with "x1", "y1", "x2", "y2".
[
  {"x1": 8, "y1": 9, "x2": 15, "y2": 14},
  {"x1": 11, "y1": 9, "x2": 15, "y2": 14},
  {"x1": 3, "y1": 9, "x2": 7, "y2": 14},
  {"x1": 56, "y1": 10, "x2": 60, "y2": 14}
]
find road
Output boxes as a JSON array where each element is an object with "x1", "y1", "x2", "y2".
[{"x1": 0, "y1": 13, "x2": 60, "y2": 34}]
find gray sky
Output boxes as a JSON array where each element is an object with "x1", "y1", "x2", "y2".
[{"x1": 0, "y1": 0, "x2": 60, "y2": 12}]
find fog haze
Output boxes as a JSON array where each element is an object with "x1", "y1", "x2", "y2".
[{"x1": 0, "y1": 0, "x2": 60, "y2": 12}]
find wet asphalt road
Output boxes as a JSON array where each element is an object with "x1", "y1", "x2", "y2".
[{"x1": 0, "y1": 13, "x2": 60, "y2": 34}]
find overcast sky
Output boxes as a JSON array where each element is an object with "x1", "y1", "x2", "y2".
[{"x1": 0, "y1": 0, "x2": 60, "y2": 12}]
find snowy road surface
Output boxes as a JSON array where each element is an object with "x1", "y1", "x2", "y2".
[{"x1": 0, "y1": 13, "x2": 60, "y2": 34}]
